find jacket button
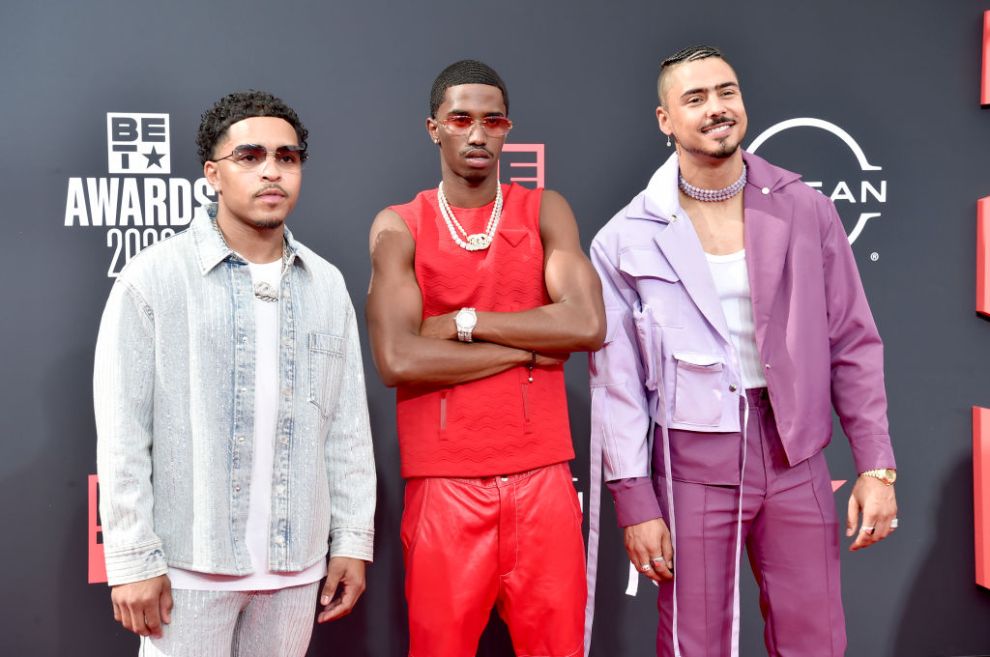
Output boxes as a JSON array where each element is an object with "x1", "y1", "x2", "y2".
[
  {"x1": 729, "y1": 384, "x2": 738, "y2": 392},
  {"x1": 761, "y1": 187, "x2": 770, "y2": 195}
]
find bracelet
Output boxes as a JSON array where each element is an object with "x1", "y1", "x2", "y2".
[{"x1": 528, "y1": 351, "x2": 536, "y2": 383}]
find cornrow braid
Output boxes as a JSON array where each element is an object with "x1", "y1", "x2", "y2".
[
  {"x1": 429, "y1": 60, "x2": 509, "y2": 118},
  {"x1": 657, "y1": 45, "x2": 728, "y2": 105},
  {"x1": 660, "y1": 44, "x2": 724, "y2": 70}
]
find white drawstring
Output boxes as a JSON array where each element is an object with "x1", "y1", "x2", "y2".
[
  {"x1": 730, "y1": 395, "x2": 750, "y2": 657},
  {"x1": 583, "y1": 392, "x2": 604, "y2": 656},
  {"x1": 663, "y1": 389, "x2": 749, "y2": 657},
  {"x1": 658, "y1": 415, "x2": 682, "y2": 656},
  {"x1": 648, "y1": 314, "x2": 682, "y2": 657}
]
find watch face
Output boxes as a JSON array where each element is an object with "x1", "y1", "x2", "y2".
[
  {"x1": 456, "y1": 309, "x2": 477, "y2": 330},
  {"x1": 884, "y1": 469, "x2": 897, "y2": 484}
]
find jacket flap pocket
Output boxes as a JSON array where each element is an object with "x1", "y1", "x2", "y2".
[
  {"x1": 617, "y1": 248, "x2": 679, "y2": 282},
  {"x1": 309, "y1": 332, "x2": 344, "y2": 355},
  {"x1": 672, "y1": 352, "x2": 723, "y2": 370}
]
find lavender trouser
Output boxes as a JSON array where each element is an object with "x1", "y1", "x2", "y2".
[{"x1": 655, "y1": 389, "x2": 846, "y2": 657}]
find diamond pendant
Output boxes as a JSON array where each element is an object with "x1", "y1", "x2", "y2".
[
  {"x1": 465, "y1": 233, "x2": 492, "y2": 251},
  {"x1": 253, "y1": 281, "x2": 279, "y2": 302}
]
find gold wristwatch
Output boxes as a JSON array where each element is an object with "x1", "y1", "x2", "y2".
[{"x1": 860, "y1": 468, "x2": 897, "y2": 485}]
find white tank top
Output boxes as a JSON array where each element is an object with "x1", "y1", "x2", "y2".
[{"x1": 705, "y1": 249, "x2": 766, "y2": 389}]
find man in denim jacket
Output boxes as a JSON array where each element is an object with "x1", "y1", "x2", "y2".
[
  {"x1": 94, "y1": 91, "x2": 376, "y2": 656},
  {"x1": 589, "y1": 47, "x2": 897, "y2": 657}
]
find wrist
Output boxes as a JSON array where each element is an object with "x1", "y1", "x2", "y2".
[
  {"x1": 455, "y1": 307, "x2": 477, "y2": 342},
  {"x1": 859, "y1": 468, "x2": 897, "y2": 486}
]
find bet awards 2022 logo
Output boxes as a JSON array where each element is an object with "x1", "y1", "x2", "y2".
[
  {"x1": 747, "y1": 118, "x2": 887, "y2": 247},
  {"x1": 64, "y1": 112, "x2": 215, "y2": 278}
]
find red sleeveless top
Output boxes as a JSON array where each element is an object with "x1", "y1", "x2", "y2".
[{"x1": 390, "y1": 183, "x2": 574, "y2": 478}]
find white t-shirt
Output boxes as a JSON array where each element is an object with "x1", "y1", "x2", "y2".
[
  {"x1": 705, "y1": 250, "x2": 767, "y2": 390},
  {"x1": 169, "y1": 258, "x2": 326, "y2": 590}
]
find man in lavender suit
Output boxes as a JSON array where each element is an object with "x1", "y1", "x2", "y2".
[{"x1": 589, "y1": 45, "x2": 898, "y2": 656}]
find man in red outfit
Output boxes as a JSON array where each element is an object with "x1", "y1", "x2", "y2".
[{"x1": 367, "y1": 59, "x2": 605, "y2": 657}]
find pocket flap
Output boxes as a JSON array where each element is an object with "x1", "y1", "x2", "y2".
[
  {"x1": 309, "y1": 332, "x2": 344, "y2": 355},
  {"x1": 672, "y1": 352, "x2": 723, "y2": 369},
  {"x1": 498, "y1": 228, "x2": 528, "y2": 247},
  {"x1": 617, "y1": 248, "x2": 679, "y2": 282}
]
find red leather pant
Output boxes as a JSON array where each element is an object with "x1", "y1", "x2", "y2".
[{"x1": 402, "y1": 462, "x2": 586, "y2": 657}]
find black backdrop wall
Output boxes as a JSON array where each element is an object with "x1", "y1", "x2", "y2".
[{"x1": 2, "y1": 1, "x2": 990, "y2": 655}]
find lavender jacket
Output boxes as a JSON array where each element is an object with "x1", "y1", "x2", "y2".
[{"x1": 589, "y1": 151, "x2": 895, "y2": 525}]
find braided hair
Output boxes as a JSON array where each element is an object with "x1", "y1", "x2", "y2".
[{"x1": 657, "y1": 45, "x2": 729, "y2": 105}]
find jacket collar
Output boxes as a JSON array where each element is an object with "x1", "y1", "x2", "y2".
[
  {"x1": 192, "y1": 203, "x2": 306, "y2": 275},
  {"x1": 629, "y1": 150, "x2": 802, "y2": 222},
  {"x1": 626, "y1": 150, "x2": 801, "y2": 348}
]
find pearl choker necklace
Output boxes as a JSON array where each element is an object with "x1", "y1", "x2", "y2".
[
  {"x1": 437, "y1": 182, "x2": 503, "y2": 251},
  {"x1": 678, "y1": 164, "x2": 748, "y2": 202}
]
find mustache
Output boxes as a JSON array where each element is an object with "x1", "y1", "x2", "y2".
[
  {"x1": 254, "y1": 184, "x2": 289, "y2": 197},
  {"x1": 703, "y1": 116, "x2": 734, "y2": 129},
  {"x1": 459, "y1": 147, "x2": 493, "y2": 158}
]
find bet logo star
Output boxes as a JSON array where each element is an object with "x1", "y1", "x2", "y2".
[{"x1": 143, "y1": 146, "x2": 165, "y2": 168}]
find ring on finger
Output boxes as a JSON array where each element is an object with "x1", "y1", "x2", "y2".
[
  {"x1": 640, "y1": 563, "x2": 651, "y2": 572},
  {"x1": 890, "y1": 518, "x2": 899, "y2": 529},
  {"x1": 651, "y1": 556, "x2": 666, "y2": 566}
]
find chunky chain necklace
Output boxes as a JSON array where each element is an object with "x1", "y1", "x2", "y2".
[
  {"x1": 437, "y1": 181, "x2": 503, "y2": 251},
  {"x1": 678, "y1": 164, "x2": 748, "y2": 202}
]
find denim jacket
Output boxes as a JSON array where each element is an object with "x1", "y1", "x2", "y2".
[{"x1": 94, "y1": 208, "x2": 376, "y2": 586}]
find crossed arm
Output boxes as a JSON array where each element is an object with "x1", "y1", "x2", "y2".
[{"x1": 367, "y1": 190, "x2": 605, "y2": 387}]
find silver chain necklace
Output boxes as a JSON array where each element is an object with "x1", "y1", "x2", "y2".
[
  {"x1": 437, "y1": 181, "x2": 503, "y2": 251},
  {"x1": 679, "y1": 164, "x2": 748, "y2": 202}
]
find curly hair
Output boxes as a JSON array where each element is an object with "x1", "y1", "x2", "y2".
[
  {"x1": 657, "y1": 45, "x2": 730, "y2": 106},
  {"x1": 196, "y1": 90, "x2": 309, "y2": 165},
  {"x1": 429, "y1": 60, "x2": 509, "y2": 118}
]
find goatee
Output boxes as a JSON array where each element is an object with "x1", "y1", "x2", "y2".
[
  {"x1": 253, "y1": 218, "x2": 284, "y2": 230},
  {"x1": 682, "y1": 139, "x2": 740, "y2": 160}
]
